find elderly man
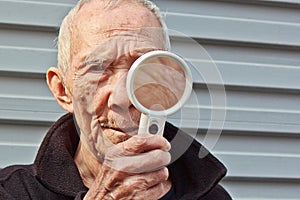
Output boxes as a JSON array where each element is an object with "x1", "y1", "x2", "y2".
[{"x1": 0, "y1": 0, "x2": 231, "y2": 199}]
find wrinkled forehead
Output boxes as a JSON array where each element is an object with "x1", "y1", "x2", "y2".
[
  {"x1": 82, "y1": 28, "x2": 165, "y2": 67},
  {"x1": 70, "y1": 1, "x2": 165, "y2": 68}
]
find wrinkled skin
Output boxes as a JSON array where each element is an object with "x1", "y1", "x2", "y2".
[
  {"x1": 53, "y1": 1, "x2": 175, "y2": 199},
  {"x1": 72, "y1": 30, "x2": 167, "y2": 159},
  {"x1": 84, "y1": 135, "x2": 172, "y2": 200}
]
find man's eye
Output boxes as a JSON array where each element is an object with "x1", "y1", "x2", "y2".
[{"x1": 89, "y1": 65, "x2": 105, "y2": 72}]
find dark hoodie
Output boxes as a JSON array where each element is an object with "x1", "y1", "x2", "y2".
[{"x1": 0, "y1": 113, "x2": 231, "y2": 199}]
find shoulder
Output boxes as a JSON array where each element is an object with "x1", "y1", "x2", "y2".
[
  {"x1": 0, "y1": 165, "x2": 37, "y2": 198},
  {"x1": 0, "y1": 164, "x2": 36, "y2": 182},
  {"x1": 0, "y1": 165, "x2": 64, "y2": 199},
  {"x1": 0, "y1": 164, "x2": 40, "y2": 194}
]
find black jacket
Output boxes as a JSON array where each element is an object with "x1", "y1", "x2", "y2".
[{"x1": 0, "y1": 113, "x2": 231, "y2": 199}]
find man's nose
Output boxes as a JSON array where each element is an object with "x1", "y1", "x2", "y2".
[{"x1": 108, "y1": 73, "x2": 131, "y2": 112}]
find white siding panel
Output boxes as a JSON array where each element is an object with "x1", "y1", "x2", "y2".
[
  {"x1": 0, "y1": 0, "x2": 72, "y2": 28},
  {"x1": 0, "y1": 0, "x2": 299, "y2": 199},
  {"x1": 166, "y1": 13, "x2": 300, "y2": 46},
  {"x1": 0, "y1": 27, "x2": 57, "y2": 49},
  {"x1": 0, "y1": 145, "x2": 39, "y2": 167},
  {"x1": 0, "y1": 48, "x2": 56, "y2": 75},
  {"x1": 156, "y1": 0, "x2": 300, "y2": 23},
  {"x1": 223, "y1": 178, "x2": 300, "y2": 200},
  {"x1": 0, "y1": 123, "x2": 47, "y2": 167},
  {"x1": 0, "y1": 75, "x2": 52, "y2": 98}
]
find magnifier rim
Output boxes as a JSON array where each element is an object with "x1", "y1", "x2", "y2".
[{"x1": 127, "y1": 50, "x2": 193, "y2": 116}]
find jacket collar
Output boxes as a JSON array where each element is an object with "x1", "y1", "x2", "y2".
[
  {"x1": 34, "y1": 113, "x2": 86, "y2": 197},
  {"x1": 164, "y1": 123, "x2": 227, "y2": 198},
  {"x1": 34, "y1": 113, "x2": 226, "y2": 198}
]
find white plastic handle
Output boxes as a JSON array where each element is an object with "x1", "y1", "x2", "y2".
[{"x1": 138, "y1": 113, "x2": 166, "y2": 135}]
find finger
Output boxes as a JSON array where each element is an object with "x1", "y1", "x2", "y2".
[
  {"x1": 111, "y1": 168, "x2": 170, "y2": 199},
  {"x1": 86, "y1": 164, "x2": 127, "y2": 200},
  {"x1": 103, "y1": 193, "x2": 116, "y2": 200},
  {"x1": 126, "y1": 150, "x2": 171, "y2": 173},
  {"x1": 85, "y1": 166, "x2": 133, "y2": 199},
  {"x1": 122, "y1": 134, "x2": 171, "y2": 153},
  {"x1": 101, "y1": 167, "x2": 127, "y2": 191},
  {"x1": 134, "y1": 181, "x2": 172, "y2": 200},
  {"x1": 124, "y1": 167, "x2": 169, "y2": 188},
  {"x1": 106, "y1": 149, "x2": 171, "y2": 173}
]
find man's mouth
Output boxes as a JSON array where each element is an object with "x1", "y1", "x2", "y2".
[
  {"x1": 99, "y1": 120, "x2": 138, "y2": 135},
  {"x1": 104, "y1": 126, "x2": 138, "y2": 134}
]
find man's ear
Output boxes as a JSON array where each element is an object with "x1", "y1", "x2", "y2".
[{"x1": 46, "y1": 67, "x2": 74, "y2": 113}]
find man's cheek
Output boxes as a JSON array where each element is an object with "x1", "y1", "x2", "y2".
[
  {"x1": 92, "y1": 85, "x2": 112, "y2": 114},
  {"x1": 73, "y1": 77, "x2": 98, "y2": 112}
]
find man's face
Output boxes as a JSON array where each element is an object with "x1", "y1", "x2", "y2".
[{"x1": 66, "y1": 1, "x2": 165, "y2": 160}]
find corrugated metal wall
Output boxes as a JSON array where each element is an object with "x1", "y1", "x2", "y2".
[{"x1": 0, "y1": 0, "x2": 299, "y2": 199}]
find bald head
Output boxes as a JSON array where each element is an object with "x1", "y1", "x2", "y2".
[
  {"x1": 57, "y1": 0, "x2": 169, "y2": 77},
  {"x1": 70, "y1": 0, "x2": 162, "y2": 58}
]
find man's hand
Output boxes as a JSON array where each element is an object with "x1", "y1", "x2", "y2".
[{"x1": 84, "y1": 134, "x2": 171, "y2": 200}]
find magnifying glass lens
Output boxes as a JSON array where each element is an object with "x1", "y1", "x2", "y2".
[
  {"x1": 133, "y1": 56, "x2": 186, "y2": 111},
  {"x1": 127, "y1": 50, "x2": 193, "y2": 135}
]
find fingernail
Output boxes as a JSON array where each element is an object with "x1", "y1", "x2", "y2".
[{"x1": 165, "y1": 141, "x2": 171, "y2": 151}]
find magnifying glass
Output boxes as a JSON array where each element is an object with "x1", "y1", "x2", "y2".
[{"x1": 127, "y1": 50, "x2": 193, "y2": 135}]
